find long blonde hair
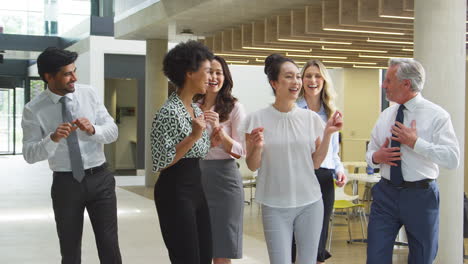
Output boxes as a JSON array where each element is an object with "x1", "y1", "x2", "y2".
[{"x1": 299, "y1": 60, "x2": 337, "y2": 119}]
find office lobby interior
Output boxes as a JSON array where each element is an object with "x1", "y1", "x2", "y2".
[{"x1": 0, "y1": 0, "x2": 466, "y2": 263}]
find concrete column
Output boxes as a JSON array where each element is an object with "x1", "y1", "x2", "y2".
[
  {"x1": 145, "y1": 39, "x2": 168, "y2": 187},
  {"x1": 414, "y1": 0, "x2": 465, "y2": 262}
]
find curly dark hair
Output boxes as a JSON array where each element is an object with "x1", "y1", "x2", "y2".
[
  {"x1": 163, "y1": 40, "x2": 214, "y2": 89},
  {"x1": 37, "y1": 47, "x2": 78, "y2": 83},
  {"x1": 193, "y1": 56, "x2": 237, "y2": 123},
  {"x1": 264, "y1": 53, "x2": 297, "y2": 95}
]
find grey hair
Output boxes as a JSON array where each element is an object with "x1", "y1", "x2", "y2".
[{"x1": 388, "y1": 58, "x2": 425, "y2": 92}]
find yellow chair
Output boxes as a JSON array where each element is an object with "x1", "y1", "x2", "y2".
[{"x1": 327, "y1": 182, "x2": 368, "y2": 251}]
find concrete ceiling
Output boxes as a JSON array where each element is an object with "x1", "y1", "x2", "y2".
[{"x1": 114, "y1": 0, "x2": 468, "y2": 67}]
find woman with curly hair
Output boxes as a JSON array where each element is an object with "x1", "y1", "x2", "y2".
[
  {"x1": 194, "y1": 56, "x2": 246, "y2": 264},
  {"x1": 150, "y1": 40, "x2": 214, "y2": 264}
]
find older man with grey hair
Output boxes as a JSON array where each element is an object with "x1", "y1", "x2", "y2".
[{"x1": 365, "y1": 58, "x2": 460, "y2": 263}]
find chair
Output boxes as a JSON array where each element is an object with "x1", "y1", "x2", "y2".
[
  {"x1": 237, "y1": 158, "x2": 257, "y2": 205},
  {"x1": 327, "y1": 181, "x2": 368, "y2": 251}
]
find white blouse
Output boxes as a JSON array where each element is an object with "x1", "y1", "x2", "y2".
[{"x1": 240, "y1": 105, "x2": 325, "y2": 208}]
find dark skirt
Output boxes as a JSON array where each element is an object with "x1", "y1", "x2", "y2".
[{"x1": 200, "y1": 159, "x2": 244, "y2": 259}]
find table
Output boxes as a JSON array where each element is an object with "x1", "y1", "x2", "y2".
[
  {"x1": 342, "y1": 161, "x2": 368, "y2": 173},
  {"x1": 347, "y1": 173, "x2": 381, "y2": 197}
]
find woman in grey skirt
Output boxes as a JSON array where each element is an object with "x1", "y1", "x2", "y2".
[{"x1": 195, "y1": 56, "x2": 246, "y2": 264}]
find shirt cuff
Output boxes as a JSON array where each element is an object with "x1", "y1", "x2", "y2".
[
  {"x1": 89, "y1": 125, "x2": 102, "y2": 140},
  {"x1": 413, "y1": 137, "x2": 428, "y2": 156},
  {"x1": 229, "y1": 141, "x2": 245, "y2": 158},
  {"x1": 44, "y1": 132, "x2": 59, "y2": 155},
  {"x1": 366, "y1": 151, "x2": 379, "y2": 167}
]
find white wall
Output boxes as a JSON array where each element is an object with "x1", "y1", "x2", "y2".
[
  {"x1": 67, "y1": 35, "x2": 146, "y2": 99},
  {"x1": 228, "y1": 65, "x2": 345, "y2": 115},
  {"x1": 230, "y1": 64, "x2": 275, "y2": 114}
]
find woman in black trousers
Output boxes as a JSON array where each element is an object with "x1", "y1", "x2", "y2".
[
  {"x1": 150, "y1": 40, "x2": 216, "y2": 264},
  {"x1": 292, "y1": 60, "x2": 347, "y2": 263}
]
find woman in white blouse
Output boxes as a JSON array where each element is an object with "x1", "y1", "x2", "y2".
[{"x1": 241, "y1": 54, "x2": 343, "y2": 264}]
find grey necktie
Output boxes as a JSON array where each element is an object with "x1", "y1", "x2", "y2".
[{"x1": 60, "y1": 96, "x2": 85, "y2": 182}]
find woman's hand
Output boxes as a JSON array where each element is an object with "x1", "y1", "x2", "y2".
[
  {"x1": 249, "y1": 127, "x2": 264, "y2": 149},
  {"x1": 191, "y1": 115, "x2": 206, "y2": 140},
  {"x1": 325, "y1": 111, "x2": 343, "y2": 135},
  {"x1": 204, "y1": 110, "x2": 220, "y2": 128},
  {"x1": 335, "y1": 171, "x2": 347, "y2": 187},
  {"x1": 210, "y1": 126, "x2": 223, "y2": 147}
]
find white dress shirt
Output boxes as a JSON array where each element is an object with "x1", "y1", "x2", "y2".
[
  {"x1": 241, "y1": 105, "x2": 324, "y2": 208},
  {"x1": 22, "y1": 84, "x2": 118, "y2": 171},
  {"x1": 366, "y1": 93, "x2": 460, "y2": 181}
]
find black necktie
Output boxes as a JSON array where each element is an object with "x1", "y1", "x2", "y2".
[
  {"x1": 60, "y1": 97, "x2": 85, "y2": 182},
  {"x1": 390, "y1": 104, "x2": 405, "y2": 186}
]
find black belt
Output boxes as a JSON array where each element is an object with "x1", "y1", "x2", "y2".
[
  {"x1": 54, "y1": 163, "x2": 108, "y2": 175},
  {"x1": 315, "y1": 167, "x2": 334, "y2": 173},
  {"x1": 381, "y1": 177, "x2": 434, "y2": 189}
]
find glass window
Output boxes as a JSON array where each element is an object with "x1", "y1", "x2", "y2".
[{"x1": 30, "y1": 79, "x2": 45, "y2": 100}]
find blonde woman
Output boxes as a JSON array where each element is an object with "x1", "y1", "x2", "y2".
[{"x1": 292, "y1": 60, "x2": 346, "y2": 264}]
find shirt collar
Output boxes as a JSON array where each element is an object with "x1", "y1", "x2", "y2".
[
  {"x1": 296, "y1": 97, "x2": 325, "y2": 114},
  {"x1": 46, "y1": 88, "x2": 74, "y2": 104},
  {"x1": 402, "y1": 93, "x2": 422, "y2": 112}
]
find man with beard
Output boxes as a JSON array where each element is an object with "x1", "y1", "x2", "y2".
[{"x1": 22, "y1": 47, "x2": 122, "y2": 264}]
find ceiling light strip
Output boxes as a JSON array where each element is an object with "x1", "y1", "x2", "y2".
[
  {"x1": 353, "y1": 65, "x2": 387, "y2": 69},
  {"x1": 242, "y1": 46, "x2": 311, "y2": 53},
  {"x1": 379, "y1": 15, "x2": 414, "y2": 20},
  {"x1": 321, "y1": 46, "x2": 387, "y2": 53},
  {"x1": 226, "y1": 60, "x2": 250, "y2": 64},
  {"x1": 367, "y1": 38, "x2": 413, "y2": 45},
  {"x1": 323, "y1": 60, "x2": 377, "y2": 65},
  {"x1": 286, "y1": 53, "x2": 347, "y2": 59},
  {"x1": 358, "y1": 54, "x2": 413, "y2": 59},
  {"x1": 323, "y1": 28, "x2": 405, "y2": 35},
  {"x1": 277, "y1": 38, "x2": 352, "y2": 45},
  {"x1": 215, "y1": 53, "x2": 268, "y2": 58}
]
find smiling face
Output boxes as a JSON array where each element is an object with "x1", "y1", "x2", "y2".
[
  {"x1": 270, "y1": 61, "x2": 302, "y2": 102},
  {"x1": 186, "y1": 59, "x2": 211, "y2": 95},
  {"x1": 382, "y1": 65, "x2": 413, "y2": 104},
  {"x1": 207, "y1": 59, "x2": 224, "y2": 95},
  {"x1": 302, "y1": 65, "x2": 324, "y2": 99},
  {"x1": 45, "y1": 63, "x2": 77, "y2": 96}
]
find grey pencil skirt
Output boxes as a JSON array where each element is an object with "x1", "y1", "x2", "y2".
[{"x1": 199, "y1": 159, "x2": 244, "y2": 259}]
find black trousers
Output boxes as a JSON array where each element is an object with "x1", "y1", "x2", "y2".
[
  {"x1": 292, "y1": 168, "x2": 334, "y2": 263},
  {"x1": 154, "y1": 158, "x2": 212, "y2": 264},
  {"x1": 51, "y1": 164, "x2": 122, "y2": 264}
]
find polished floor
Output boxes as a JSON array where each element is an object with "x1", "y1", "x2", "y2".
[{"x1": 1, "y1": 154, "x2": 452, "y2": 264}]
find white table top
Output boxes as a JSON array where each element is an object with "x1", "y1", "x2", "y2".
[
  {"x1": 342, "y1": 161, "x2": 368, "y2": 168},
  {"x1": 347, "y1": 173, "x2": 381, "y2": 183}
]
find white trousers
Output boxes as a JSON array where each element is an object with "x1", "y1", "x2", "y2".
[{"x1": 262, "y1": 200, "x2": 324, "y2": 264}]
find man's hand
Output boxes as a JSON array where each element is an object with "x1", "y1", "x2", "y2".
[
  {"x1": 372, "y1": 137, "x2": 401, "y2": 166},
  {"x1": 51, "y1": 123, "x2": 78, "y2": 142},
  {"x1": 73, "y1": 118, "x2": 95, "y2": 135},
  {"x1": 391, "y1": 120, "x2": 417, "y2": 149}
]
